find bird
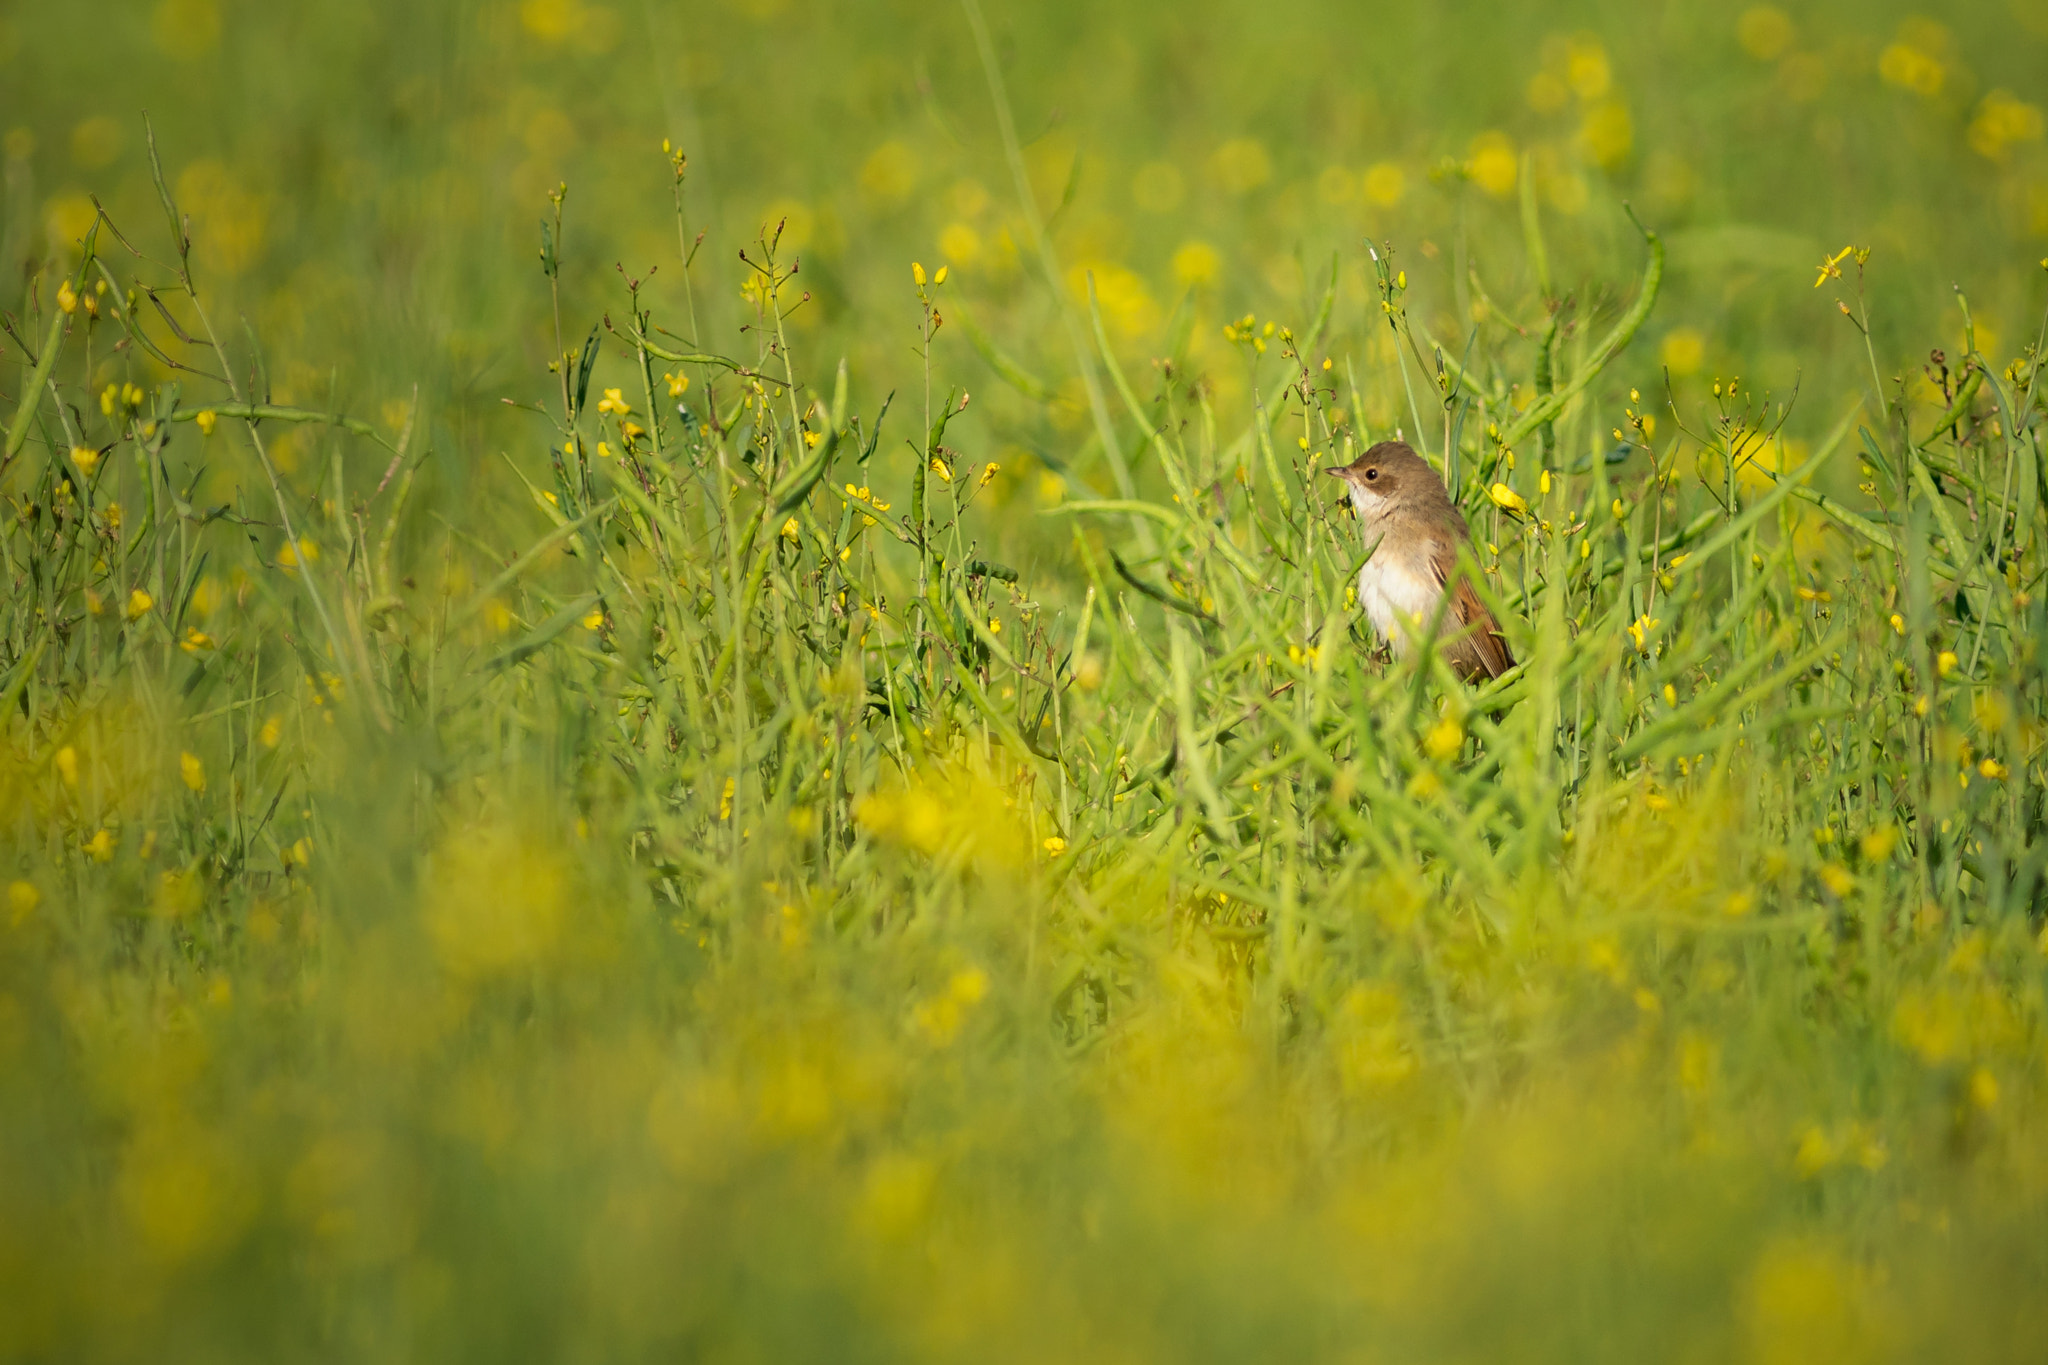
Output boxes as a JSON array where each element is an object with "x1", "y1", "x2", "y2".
[{"x1": 1325, "y1": 440, "x2": 1515, "y2": 683}]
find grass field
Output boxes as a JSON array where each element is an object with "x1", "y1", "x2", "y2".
[{"x1": 4, "y1": 1, "x2": 2048, "y2": 1359}]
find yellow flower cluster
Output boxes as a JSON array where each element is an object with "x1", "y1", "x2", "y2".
[
  {"x1": 100, "y1": 381, "x2": 145, "y2": 416},
  {"x1": 1221, "y1": 314, "x2": 1275, "y2": 354}
]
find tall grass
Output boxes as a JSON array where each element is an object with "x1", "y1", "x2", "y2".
[{"x1": 4, "y1": 11, "x2": 2048, "y2": 1359}]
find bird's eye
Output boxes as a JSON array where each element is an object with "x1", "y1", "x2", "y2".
[{"x1": 1364, "y1": 468, "x2": 1378, "y2": 481}]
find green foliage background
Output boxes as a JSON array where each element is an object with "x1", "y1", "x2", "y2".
[{"x1": 2, "y1": 1, "x2": 2048, "y2": 1361}]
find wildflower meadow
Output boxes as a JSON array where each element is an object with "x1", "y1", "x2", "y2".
[{"x1": 3, "y1": 0, "x2": 2047, "y2": 1359}]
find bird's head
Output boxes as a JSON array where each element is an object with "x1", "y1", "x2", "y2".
[{"x1": 1324, "y1": 440, "x2": 1436, "y2": 513}]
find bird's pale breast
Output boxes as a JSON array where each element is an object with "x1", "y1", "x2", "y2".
[{"x1": 1355, "y1": 552, "x2": 1442, "y2": 653}]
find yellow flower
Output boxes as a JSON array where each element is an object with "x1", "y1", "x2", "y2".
[
  {"x1": 1361, "y1": 161, "x2": 1405, "y2": 206},
  {"x1": 1879, "y1": 38, "x2": 1945, "y2": 97},
  {"x1": 1566, "y1": 35, "x2": 1612, "y2": 98},
  {"x1": 55, "y1": 746, "x2": 78, "y2": 787},
  {"x1": 1978, "y1": 757, "x2": 2008, "y2": 780},
  {"x1": 6, "y1": 880, "x2": 39, "y2": 927},
  {"x1": 1488, "y1": 482, "x2": 1527, "y2": 514},
  {"x1": 596, "y1": 387, "x2": 630, "y2": 416},
  {"x1": 719, "y1": 776, "x2": 735, "y2": 821},
  {"x1": 259, "y1": 715, "x2": 282, "y2": 748},
  {"x1": 581, "y1": 607, "x2": 605, "y2": 631},
  {"x1": 1626, "y1": 614, "x2": 1660, "y2": 651},
  {"x1": 930, "y1": 458, "x2": 952, "y2": 482},
  {"x1": 1814, "y1": 245, "x2": 1854, "y2": 289},
  {"x1": 1611, "y1": 497, "x2": 1627, "y2": 520},
  {"x1": 1043, "y1": 836, "x2": 1067, "y2": 856},
  {"x1": 1585, "y1": 937, "x2": 1628, "y2": 984},
  {"x1": 1538, "y1": 469, "x2": 1552, "y2": 495},
  {"x1": 1578, "y1": 100, "x2": 1632, "y2": 168},
  {"x1": 1969, "y1": 1067, "x2": 1999, "y2": 1110},
  {"x1": 1466, "y1": 131, "x2": 1518, "y2": 196},
  {"x1": 941, "y1": 220, "x2": 984, "y2": 267},
  {"x1": 1172, "y1": 241, "x2": 1221, "y2": 287},
  {"x1": 196, "y1": 409, "x2": 218, "y2": 435},
  {"x1": 1971, "y1": 91, "x2": 2048, "y2": 160},
  {"x1": 1936, "y1": 650, "x2": 1959, "y2": 678},
  {"x1": 1737, "y1": 7, "x2": 1794, "y2": 61},
  {"x1": 1860, "y1": 825, "x2": 1898, "y2": 861},
  {"x1": 71, "y1": 445, "x2": 101, "y2": 474},
  {"x1": 619, "y1": 420, "x2": 645, "y2": 442},
  {"x1": 125, "y1": 588, "x2": 154, "y2": 620},
  {"x1": 1660, "y1": 328, "x2": 1706, "y2": 375},
  {"x1": 913, "y1": 966, "x2": 991, "y2": 1044},
  {"x1": 596, "y1": 442, "x2": 612, "y2": 459},
  {"x1": 1794, "y1": 1124, "x2": 1836, "y2": 1177},
  {"x1": 987, "y1": 617, "x2": 1001, "y2": 635},
  {"x1": 277, "y1": 538, "x2": 317, "y2": 569},
  {"x1": 780, "y1": 517, "x2": 800, "y2": 542},
  {"x1": 978, "y1": 462, "x2": 999, "y2": 488},
  {"x1": 911, "y1": 261, "x2": 927, "y2": 286},
  {"x1": 179, "y1": 752, "x2": 205, "y2": 793},
  {"x1": 84, "y1": 828, "x2": 115, "y2": 863},
  {"x1": 1424, "y1": 716, "x2": 1464, "y2": 761},
  {"x1": 1211, "y1": 137, "x2": 1273, "y2": 195},
  {"x1": 1889, "y1": 613, "x2": 1905, "y2": 635},
  {"x1": 57, "y1": 279, "x2": 78, "y2": 314},
  {"x1": 179, "y1": 629, "x2": 214, "y2": 654},
  {"x1": 1819, "y1": 863, "x2": 1856, "y2": 897},
  {"x1": 933, "y1": 265, "x2": 948, "y2": 285},
  {"x1": 662, "y1": 371, "x2": 690, "y2": 398}
]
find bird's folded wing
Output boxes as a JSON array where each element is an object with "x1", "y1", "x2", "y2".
[{"x1": 1427, "y1": 537, "x2": 1516, "y2": 679}]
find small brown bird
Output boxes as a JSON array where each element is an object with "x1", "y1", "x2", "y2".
[{"x1": 1325, "y1": 440, "x2": 1515, "y2": 683}]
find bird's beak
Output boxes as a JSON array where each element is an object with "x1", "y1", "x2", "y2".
[{"x1": 1322, "y1": 466, "x2": 1349, "y2": 479}]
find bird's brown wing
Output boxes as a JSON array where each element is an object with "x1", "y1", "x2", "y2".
[{"x1": 1426, "y1": 535, "x2": 1515, "y2": 682}]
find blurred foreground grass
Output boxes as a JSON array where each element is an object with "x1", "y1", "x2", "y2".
[{"x1": 4, "y1": 1, "x2": 2048, "y2": 1360}]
